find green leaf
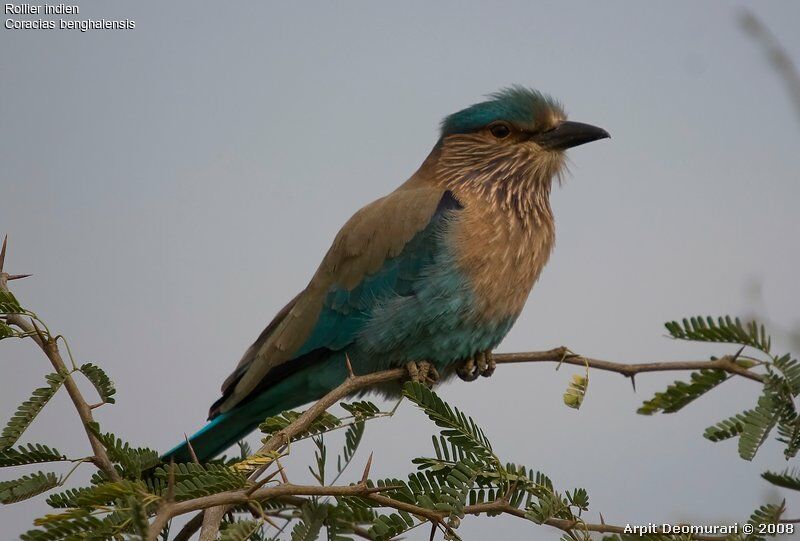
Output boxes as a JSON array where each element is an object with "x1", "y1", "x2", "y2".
[
  {"x1": 0, "y1": 373, "x2": 66, "y2": 450},
  {"x1": 0, "y1": 444, "x2": 67, "y2": 467},
  {"x1": 739, "y1": 392, "x2": 782, "y2": 461},
  {"x1": 153, "y1": 462, "x2": 247, "y2": 501},
  {"x1": 46, "y1": 486, "x2": 95, "y2": 509},
  {"x1": 292, "y1": 503, "x2": 327, "y2": 541},
  {"x1": 762, "y1": 468, "x2": 800, "y2": 491},
  {"x1": 704, "y1": 412, "x2": 749, "y2": 442},
  {"x1": 567, "y1": 487, "x2": 589, "y2": 511},
  {"x1": 368, "y1": 512, "x2": 415, "y2": 541},
  {"x1": 79, "y1": 363, "x2": 116, "y2": 404},
  {"x1": 665, "y1": 315, "x2": 771, "y2": 353},
  {"x1": 20, "y1": 515, "x2": 106, "y2": 541},
  {"x1": 309, "y1": 435, "x2": 327, "y2": 485},
  {"x1": 749, "y1": 501, "x2": 785, "y2": 529},
  {"x1": 259, "y1": 410, "x2": 341, "y2": 440},
  {"x1": 0, "y1": 320, "x2": 16, "y2": 340},
  {"x1": 0, "y1": 471, "x2": 60, "y2": 504},
  {"x1": 637, "y1": 369, "x2": 728, "y2": 415},
  {"x1": 76, "y1": 480, "x2": 150, "y2": 508},
  {"x1": 340, "y1": 401, "x2": 381, "y2": 419},
  {"x1": 220, "y1": 520, "x2": 262, "y2": 541},
  {"x1": 771, "y1": 354, "x2": 800, "y2": 395},
  {"x1": 92, "y1": 430, "x2": 160, "y2": 478},
  {"x1": 0, "y1": 290, "x2": 23, "y2": 314},
  {"x1": 336, "y1": 421, "x2": 365, "y2": 476},
  {"x1": 402, "y1": 381, "x2": 494, "y2": 462}
]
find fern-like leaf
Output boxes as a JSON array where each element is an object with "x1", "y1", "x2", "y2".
[
  {"x1": 762, "y1": 468, "x2": 800, "y2": 491},
  {"x1": 665, "y1": 315, "x2": 771, "y2": 353},
  {"x1": 79, "y1": 363, "x2": 116, "y2": 404},
  {"x1": 771, "y1": 354, "x2": 800, "y2": 395},
  {"x1": 368, "y1": 512, "x2": 415, "y2": 541},
  {"x1": 291, "y1": 503, "x2": 327, "y2": 541},
  {"x1": 220, "y1": 520, "x2": 262, "y2": 541},
  {"x1": 154, "y1": 462, "x2": 247, "y2": 501},
  {"x1": 20, "y1": 515, "x2": 106, "y2": 541},
  {"x1": 259, "y1": 410, "x2": 341, "y2": 439},
  {"x1": 0, "y1": 373, "x2": 66, "y2": 450},
  {"x1": 336, "y1": 422, "x2": 365, "y2": 476},
  {"x1": 0, "y1": 321, "x2": 16, "y2": 340},
  {"x1": 739, "y1": 392, "x2": 782, "y2": 461},
  {"x1": 91, "y1": 428, "x2": 160, "y2": 478},
  {"x1": 402, "y1": 381, "x2": 494, "y2": 462},
  {"x1": 748, "y1": 501, "x2": 785, "y2": 538},
  {"x1": 704, "y1": 412, "x2": 749, "y2": 442},
  {"x1": 0, "y1": 444, "x2": 66, "y2": 467},
  {"x1": 0, "y1": 471, "x2": 60, "y2": 504},
  {"x1": 638, "y1": 369, "x2": 728, "y2": 415},
  {"x1": 0, "y1": 290, "x2": 23, "y2": 314}
]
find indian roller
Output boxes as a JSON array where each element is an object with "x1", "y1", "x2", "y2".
[{"x1": 163, "y1": 86, "x2": 609, "y2": 463}]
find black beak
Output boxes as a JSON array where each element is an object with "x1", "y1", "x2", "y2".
[{"x1": 533, "y1": 121, "x2": 610, "y2": 150}]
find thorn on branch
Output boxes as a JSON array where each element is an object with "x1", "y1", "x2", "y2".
[
  {"x1": 360, "y1": 452, "x2": 373, "y2": 484},
  {"x1": 275, "y1": 458, "x2": 289, "y2": 484},
  {"x1": 0, "y1": 235, "x2": 7, "y2": 272},
  {"x1": 246, "y1": 469, "x2": 281, "y2": 496},
  {"x1": 345, "y1": 353, "x2": 356, "y2": 379},
  {"x1": 0, "y1": 236, "x2": 32, "y2": 283},
  {"x1": 30, "y1": 318, "x2": 46, "y2": 344},
  {"x1": 184, "y1": 434, "x2": 200, "y2": 465}
]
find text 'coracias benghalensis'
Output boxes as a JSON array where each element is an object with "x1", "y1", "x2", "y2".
[{"x1": 163, "y1": 86, "x2": 609, "y2": 463}]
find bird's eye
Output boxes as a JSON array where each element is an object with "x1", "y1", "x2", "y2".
[{"x1": 489, "y1": 123, "x2": 511, "y2": 139}]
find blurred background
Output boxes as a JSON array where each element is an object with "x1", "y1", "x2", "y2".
[{"x1": 1, "y1": 1, "x2": 799, "y2": 538}]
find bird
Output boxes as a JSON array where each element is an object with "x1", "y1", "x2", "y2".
[{"x1": 162, "y1": 86, "x2": 609, "y2": 463}]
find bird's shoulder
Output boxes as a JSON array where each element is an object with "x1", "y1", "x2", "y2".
[{"x1": 314, "y1": 184, "x2": 460, "y2": 290}]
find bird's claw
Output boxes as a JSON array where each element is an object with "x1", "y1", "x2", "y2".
[
  {"x1": 456, "y1": 351, "x2": 495, "y2": 381},
  {"x1": 405, "y1": 360, "x2": 439, "y2": 386}
]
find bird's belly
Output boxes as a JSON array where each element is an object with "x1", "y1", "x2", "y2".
[{"x1": 351, "y1": 262, "x2": 516, "y2": 372}]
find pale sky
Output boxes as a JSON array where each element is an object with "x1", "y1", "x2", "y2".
[{"x1": 1, "y1": 1, "x2": 799, "y2": 539}]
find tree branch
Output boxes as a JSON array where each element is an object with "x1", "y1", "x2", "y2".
[
  {"x1": 165, "y1": 346, "x2": 765, "y2": 540},
  {"x1": 157, "y1": 481, "x2": 736, "y2": 541},
  {"x1": 494, "y1": 347, "x2": 765, "y2": 383},
  {"x1": 0, "y1": 237, "x2": 120, "y2": 481}
]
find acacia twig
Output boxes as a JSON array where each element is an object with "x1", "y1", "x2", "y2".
[
  {"x1": 0, "y1": 236, "x2": 120, "y2": 481},
  {"x1": 165, "y1": 345, "x2": 765, "y2": 541},
  {"x1": 494, "y1": 347, "x2": 765, "y2": 383}
]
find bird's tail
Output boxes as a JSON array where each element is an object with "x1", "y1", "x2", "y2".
[{"x1": 161, "y1": 358, "x2": 345, "y2": 464}]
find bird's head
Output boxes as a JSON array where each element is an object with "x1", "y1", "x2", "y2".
[{"x1": 435, "y1": 86, "x2": 609, "y2": 211}]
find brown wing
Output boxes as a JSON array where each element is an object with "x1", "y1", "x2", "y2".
[{"x1": 212, "y1": 183, "x2": 449, "y2": 415}]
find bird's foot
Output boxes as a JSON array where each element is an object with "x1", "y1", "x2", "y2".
[
  {"x1": 405, "y1": 360, "x2": 440, "y2": 386},
  {"x1": 456, "y1": 351, "x2": 495, "y2": 382}
]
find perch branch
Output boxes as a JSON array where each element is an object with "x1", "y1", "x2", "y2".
[{"x1": 168, "y1": 346, "x2": 764, "y2": 540}]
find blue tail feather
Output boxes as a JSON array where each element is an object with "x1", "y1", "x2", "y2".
[{"x1": 161, "y1": 357, "x2": 346, "y2": 463}]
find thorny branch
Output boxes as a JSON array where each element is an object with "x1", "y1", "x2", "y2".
[
  {"x1": 0, "y1": 236, "x2": 777, "y2": 540},
  {"x1": 0, "y1": 236, "x2": 120, "y2": 481},
  {"x1": 176, "y1": 350, "x2": 764, "y2": 540}
]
